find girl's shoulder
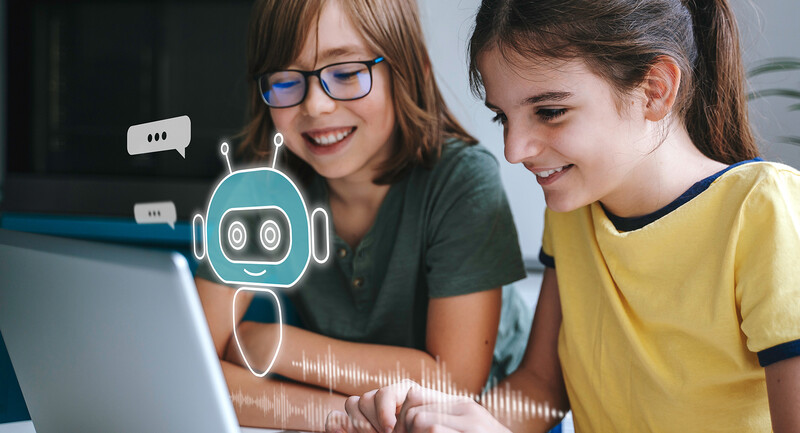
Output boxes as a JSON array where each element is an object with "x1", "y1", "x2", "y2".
[
  {"x1": 543, "y1": 160, "x2": 800, "y2": 233},
  {"x1": 715, "y1": 160, "x2": 800, "y2": 201},
  {"x1": 722, "y1": 159, "x2": 799, "y2": 181}
]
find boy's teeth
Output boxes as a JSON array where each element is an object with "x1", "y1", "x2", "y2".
[
  {"x1": 535, "y1": 166, "x2": 565, "y2": 178},
  {"x1": 311, "y1": 129, "x2": 352, "y2": 146}
]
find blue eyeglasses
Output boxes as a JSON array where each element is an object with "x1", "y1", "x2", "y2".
[{"x1": 257, "y1": 57, "x2": 386, "y2": 108}]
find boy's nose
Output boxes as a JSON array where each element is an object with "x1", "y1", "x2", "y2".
[{"x1": 302, "y1": 77, "x2": 337, "y2": 117}]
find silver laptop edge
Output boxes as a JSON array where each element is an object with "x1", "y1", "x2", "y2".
[{"x1": 0, "y1": 229, "x2": 240, "y2": 433}]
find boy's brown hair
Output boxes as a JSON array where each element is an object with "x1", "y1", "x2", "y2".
[{"x1": 241, "y1": 0, "x2": 476, "y2": 184}]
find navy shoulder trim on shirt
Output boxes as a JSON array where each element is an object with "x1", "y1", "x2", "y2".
[
  {"x1": 538, "y1": 247, "x2": 555, "y2": 269},
  {"x1": 604, "y1": 158, "x2": 763, "y2": 231},
  {"x1": 758, "y1": 339, "x2": 800, "y2": 367}
]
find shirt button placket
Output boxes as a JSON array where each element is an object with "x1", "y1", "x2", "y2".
[{"x1": 352, "y1": 244, "x2": 369, "y2": 309}]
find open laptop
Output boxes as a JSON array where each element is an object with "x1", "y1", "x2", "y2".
[{"x1": 0, "y1": 229, "x2": 244, "y2": 433}]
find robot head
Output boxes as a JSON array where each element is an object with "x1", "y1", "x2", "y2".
[{"x1": 193, "y1": 137, "x2": 329, "y2": 288}]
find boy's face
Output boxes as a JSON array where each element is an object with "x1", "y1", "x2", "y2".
[
  {"x1": 477, "y1": 47, "x2": 656, "y2": 214},
  {"x1": 269, "y1": 0, "x2": 396, "y2": 184}
]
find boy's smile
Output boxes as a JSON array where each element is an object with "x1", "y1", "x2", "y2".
[
  {"x1": 302, "y1": 126, "x2": 357, "y2": 156},
  {"x1": 269, "y1": 1, "x2": 395, "y2": 184}
]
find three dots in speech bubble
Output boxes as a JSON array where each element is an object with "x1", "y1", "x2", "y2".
[{"x1": 127, "y1": 115, "x2": 192, "y2": 229}]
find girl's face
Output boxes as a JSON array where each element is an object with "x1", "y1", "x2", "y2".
[
  {"x1": 478, "y1": 47, "x2": 656, "y2": 213},
  {"x1": 269, "y1": 0, "x2": 396, "y2": 183}
]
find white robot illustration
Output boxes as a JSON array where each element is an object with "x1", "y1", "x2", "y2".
[{"x1": 192, "y1": 133, "x2": 329, "y2": 377}]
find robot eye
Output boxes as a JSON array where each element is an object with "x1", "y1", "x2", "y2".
[
  {"x1": 227, "y1": 221, "x2": 247, "y2": 251},
  {"x1": 219, "y1": 207, "x2": 291, "y2": 264},
  {"x1": 260, "y1": 220, "x2": 281, "y2": 251}
]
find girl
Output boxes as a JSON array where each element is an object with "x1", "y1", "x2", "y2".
[
  {"x1": 332, "y1": 0, "x2": 800, "y2": 431},
  {"x1": 194, "y1": 0, "x2": 531, "y2": 430}
]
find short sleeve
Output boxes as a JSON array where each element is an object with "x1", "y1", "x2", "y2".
[
  {"x1": 424, "y1": 146, "x2": 526, "y2": 298},
  {"x1": 735, "y1": 166, "x2": 800, "y2": 366},
  {"x1": 539, "y1": 208, "x2": 556, "y2": 268}
]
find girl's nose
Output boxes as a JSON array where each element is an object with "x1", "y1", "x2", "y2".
[{"x1": 504, "y1": 122, "x2": 544, "y2": 164}]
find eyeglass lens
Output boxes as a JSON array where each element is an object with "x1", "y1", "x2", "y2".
[{"x1": 260, "y1": 62, "x2": 373, "y2": 108}]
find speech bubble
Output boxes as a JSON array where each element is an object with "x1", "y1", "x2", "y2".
[
  {"x1": 127, "y1": 115, "x2": 191, "y2": 158},
  {"x1": 134, "y1": 201, "x2": 177, "y2": 229}
]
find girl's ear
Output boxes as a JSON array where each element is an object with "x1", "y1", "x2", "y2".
[{"x1": 642, "y1": 56, "x2": 681, "y2": 122}]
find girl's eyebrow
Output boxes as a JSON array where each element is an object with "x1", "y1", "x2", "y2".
[
  {"x1": 522, "y1": 91, "x2": 573, "y2": 105},
  {"x1": 485, "y1": 91, "x2": 573, "y2": 110}
]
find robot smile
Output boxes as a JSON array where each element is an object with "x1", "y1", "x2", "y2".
[{"x1": 244, "y1": 268, "x2": 266, "y2": 277}]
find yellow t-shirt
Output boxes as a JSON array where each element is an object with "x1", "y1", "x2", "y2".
[{"x1": 540, "y1": 160, "x2": 800, "y2": 432}]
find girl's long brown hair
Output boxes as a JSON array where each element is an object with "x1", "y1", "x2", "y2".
[
  {"x1": 468, "y1": 0, "x2": 759, "y2": 164},
  {"x1": 240, "y1": 0, "x2": 476, "y2": 184}
]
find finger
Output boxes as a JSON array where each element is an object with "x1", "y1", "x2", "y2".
[
  {"x1": 395, "y1": 387, "x2": 450, "y2": 433},
  {"x1": 326, "y1": 410, "x2": 355, "y2": 433},
  {"x1": 419, "y1": 427, "x2": 459, "y2": 433},
  {"x1": 403, "y1": 404, "x2": 473, "y2": 433},
  {"x1": 368, "y1": 381, "x2": 418, "y2": 433},
  {"x1": 358, "y1": 389, "x2": 392, "y2": 433},
  {"x1": 345, "y1": 395, "x2": 380, "y2": 433}
]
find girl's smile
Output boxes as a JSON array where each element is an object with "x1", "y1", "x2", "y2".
[
  {"x1": 526, "y1": 163, "x2": 574, "y2": 186},
  {"x1": 478, "y1": 47, "x2": 727, "y2": 218},
  {"x1": 478, "y1": 48, "x2": 666, "y2": 216}
]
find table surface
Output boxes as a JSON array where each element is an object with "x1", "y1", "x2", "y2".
[{"x1": 0, "y1": 420, "x2": 302, "y2": 433}]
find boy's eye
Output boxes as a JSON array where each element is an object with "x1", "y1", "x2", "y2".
[
  {"x1": 333, "y1": 71, "x2": 360, "y2": 81},
  {"x1": 491, "y1": 112, "x2": 507, "y2": 125},
  {"x1": 273, "y1": 80, "x2": 301, "y2": 90},
  {"x1": 537, "y1": 108, "x2": 567, "y2": 121}
]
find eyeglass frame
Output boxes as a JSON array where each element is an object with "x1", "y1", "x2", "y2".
[{"x1": 256, "y1": 57, "x2": 386, "y2": 109}]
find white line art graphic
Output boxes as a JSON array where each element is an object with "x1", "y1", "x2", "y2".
[
  {"x1": 193, "y1": 133, "x2": 330, "y2": 377},
  {"x1": 232, "y1": 287, "x2": 283, "y2": 378}
]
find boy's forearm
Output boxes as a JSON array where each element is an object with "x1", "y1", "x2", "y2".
[
  {"x1": 227, "y1": 322, "x2": 488, "y2": 397},
  {"x1": 220, "y1": 360, "x2": 347, "y2": 431},
  {"x1": 273, "y1": 324, "x2": 443, "y2": 396}
]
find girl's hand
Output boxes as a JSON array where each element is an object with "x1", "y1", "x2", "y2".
[
  {"x1": 391, "y1": 386, "x2": 511, "y2": 433},
  {"x1": 326, "y1": 380, "x2": 418, "y2": 433},
  {"x1": 326, "y1": 380, "x2": 511, "y2": 433}
]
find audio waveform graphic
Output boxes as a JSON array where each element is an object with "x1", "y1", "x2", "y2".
[
  {"x1": 286, "y1": 346, "x2": 565, "y2": 425},
  {"x1": 230, "y1": 384, "x2": 331, "y2": 430},
  {"x1": 292, "y1": 346, "x2": 418, "y2": 393}
]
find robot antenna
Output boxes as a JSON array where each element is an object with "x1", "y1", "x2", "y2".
[
  {"x1": 272, "y1": 133, "x2": 284, "y2": 169},
  {"x1": 220, "y1": 142, "x2": 233, "y2": 174}
]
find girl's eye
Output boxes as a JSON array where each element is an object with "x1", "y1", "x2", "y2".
[
  {"x1": 538, "y1": 108, "x2": 567, "y2": 121},
  {"x1": 491, "y1": 112, "x2": 507, "y2": 125}
]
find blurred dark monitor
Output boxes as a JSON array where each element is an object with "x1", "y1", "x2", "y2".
[{"x1": 2, "y1": 0, "x2": 255, "y2": 219}]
